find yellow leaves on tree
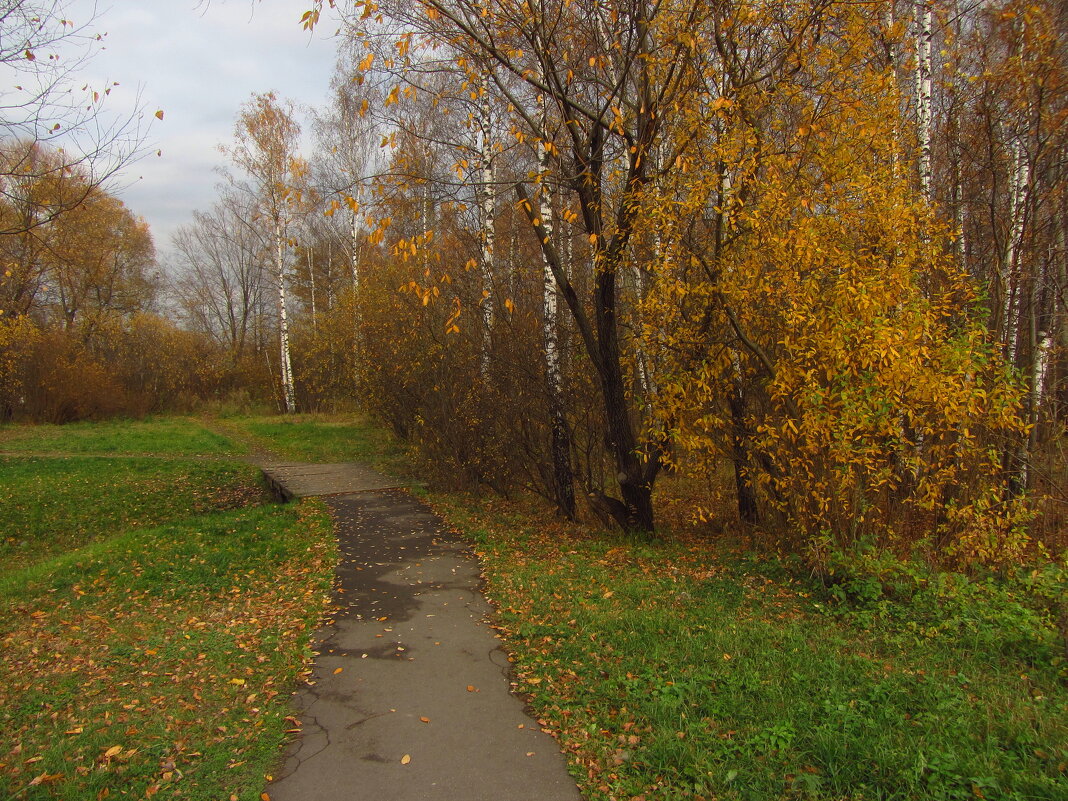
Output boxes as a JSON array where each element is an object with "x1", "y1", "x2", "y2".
[{"x1": 638, "y1": 2, "x2": 1028, "y2": 569}]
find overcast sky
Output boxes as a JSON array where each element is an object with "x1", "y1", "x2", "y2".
[{"x1": 70, "y1": 0, "x2": 342, "y2": 259}]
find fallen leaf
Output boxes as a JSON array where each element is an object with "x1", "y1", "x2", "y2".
[
  {"x1": 103, "y1": 745, "x2": 122, "y2": 758},
  {"x1": 419, "y1": 717, "x2": 430, "y2": 723},
  {"x1": 400, "y1": 754, "x2": 411, "y2": 765},
  {"x1": 29, "y1": 773, "x2": 64, "y2": 786},
  {"x1": 333, "y1": 667, "x2": 343, "y2": 674},
  {"x1": 467, "y1": 685, "x2": 477, "y2": 692}
]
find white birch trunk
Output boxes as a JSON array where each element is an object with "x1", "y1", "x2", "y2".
[
  {"x1": 307, "y1": 248, "x2": 317, "y2": 332},
  {"x1": 350, "y1": 207, "x2": 361, "y2": 292},
  {"x1": 1003, "y1": 138, "x2": 1030, "y2": 358},
  {"x1": 421, "y1": 179, "x2": 431, "y2": 273},
  {"x1": 275, "y1": 219, "x2": 296, "y2": 414},
  {"x1": 477, "y1": 78, "x2": 495, "y2": 380},
  {"x1": 540, "y1": 139, "x2": 561, "y2": 401},
  {"x1": 915, "y1": 0, "x2": 933, "y2": 202},
  {"x1": 350, "y1": 208, "x2": 362, "y2": 393},
  {"x1": 887, "y1": 0, "x2": 901, "y2": 177},
  {"x1": 538, "y1": 97, "x2": 574, "y2": 516}
]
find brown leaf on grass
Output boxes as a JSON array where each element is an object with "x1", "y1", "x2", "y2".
[
  {"x1": 29, "y1": 773, "x2": 64, "y2": 786},
  {"x1": 103, "y1": 745, "x2": 122, "y2": 758}
]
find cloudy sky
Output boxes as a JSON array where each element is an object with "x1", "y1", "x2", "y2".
[{"x1": 69, "y1": 0, "x2": 342, "y2": 258}]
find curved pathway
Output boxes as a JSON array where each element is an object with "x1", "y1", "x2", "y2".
[{"x1": 263, "y1": 482, "x2": 582, "y2": 800}]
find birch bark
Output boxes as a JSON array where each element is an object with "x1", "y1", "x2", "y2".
[
  {"x1": 915, "y1": 0, "x2": 934, "y2": 202},
  {"x1": 275, "y1": 218, "x2": 296, "y2": 414},
  {"x1": 538, "y1": 99, "x2": 575, "y2": 518},
  {"x1": 477, "y1": 76, "x2": 495, "y2": 380}
]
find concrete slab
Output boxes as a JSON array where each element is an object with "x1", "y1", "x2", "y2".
[
  {"x1": 261, "y1": 462, "x2": 415, "y2": 501},
  {"x1": 264, "y1": 490, "x2": 583, "y2": 801}
]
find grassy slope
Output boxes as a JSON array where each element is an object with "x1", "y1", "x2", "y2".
[
  {"x1": 0, "y1": 457, "x2": 264, "y2": 573},
  {"x1": 224, "y1": 414, "x2": 407, "y2": 471},
  {"x1": 0, "y1": 418, "x2": 244, "y2": 456},
  {"x1": 0, "y1": 420, "x2": 335, "y2": 801}
]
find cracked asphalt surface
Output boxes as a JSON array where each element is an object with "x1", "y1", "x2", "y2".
[{"x1": 264, "y1": 490, "x2": 583, "y2": 800}]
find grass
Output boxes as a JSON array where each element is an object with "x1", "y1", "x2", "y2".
[
  {"x1": 430, "y1": 492, "x2": 1068, "y2": 801},
  {"x1": 0, "y1": 418, "x2": 336, "y2": 801},
  {"x1": 6, "y1": 413, "x2": 1065, "y2": 800},
  {"x1": 221, "y1": 414, "x2": 408, "y2": 473},
  {"x1": 0, "y1": 457, "x2": 267, "y2": 574},
  {"x1": 0, "y1": 417, "x2": 244, "y2": 457}
]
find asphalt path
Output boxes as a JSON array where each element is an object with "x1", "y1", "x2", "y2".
[{"x1": 264, "y1": 490, "x2": 583, "y2": 801}]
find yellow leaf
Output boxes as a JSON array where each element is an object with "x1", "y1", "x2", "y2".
[
  {"x1": 400, "y1": 754, "x2": 411, "y2": 765},
  {"x1": 104, "y1": 745, "x2": 122, "y2": 758},
  {"x1": 333, "y1": 667, "x2": 343, "y2": 674}
]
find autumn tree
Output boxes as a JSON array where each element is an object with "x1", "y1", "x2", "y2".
[
  {"x1": 224, "y1": 92, "x2": 309, "y2": 414},
  {"x1": 302, "y1": 0, "x2": 1045, "y2": 563},
  {"x1": 0, "y1": 0, "x2": 152, "y2": 235},
  {"x1": 170, "y1": 188, "x2": 270, "y2": 362},
  {"x1": 0, "y1": 148, "x2": 156, "y2": 329},
  {"x1": 322, "y1": 0, "x2": 719, "y2": 531}
]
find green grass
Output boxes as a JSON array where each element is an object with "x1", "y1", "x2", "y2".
[
  {"x1": 224, "y1": 414, "x2": 407, "y2": 472},
  {"x1": 433, "y1": 494, "x2": 1068, "y2": 801},
  {"x1": 8, "y1": 413, "x2": 1063, "y2": 800},
  {"x1": 0, "y1": 456, "x2": 266, "y2": 573},
  {"x1": 0, "y1": 417, "x2": 337, "y2": 801},
  {"x1": 0, "y1": 417, "x2": 244, "y2": 456}
]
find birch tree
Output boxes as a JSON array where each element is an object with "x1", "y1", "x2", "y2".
[
  {"x1": 224, "y1": 92, "x2": 307, "y2": 414},
  {"x1": 536, "y1": 95, "x2": 575, "y2": 519}
]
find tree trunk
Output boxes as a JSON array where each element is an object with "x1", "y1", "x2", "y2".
[
  {"x1": 1003, "y1": 138, "x2": 1030, "y2": 360},
  {"x1": 729, "y1": 350, "x2": 759, "y2": 524},
  {"x1": 275, "y1": 219, "x2": 296, "y2": 414},
  {"x1": 915, "y1": 0, "x2": 933, "y2": 202},
  {"x1": 477, "y1": 79, "x2": 495, "y2": 381},
  {"x1": 308, "y1": 248, "x2": 317, "y2": 332},
  {"x1": 537, "y1": 116, "x2": 576, "y2": 519}
]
